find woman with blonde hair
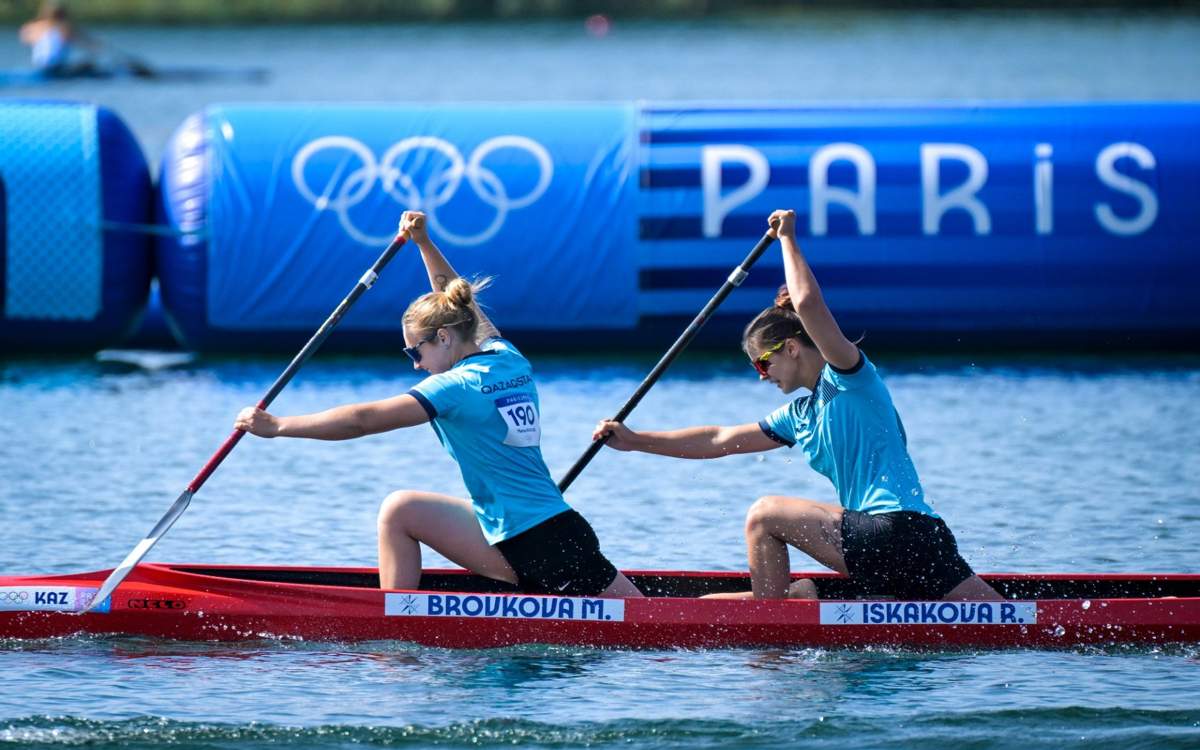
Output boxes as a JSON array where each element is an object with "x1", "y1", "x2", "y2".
[
  {"x1": 237, "y1": 211, "x2": 641, "y2": 598},
  {"x1": 594, "y1": 209, "x2": 999, "y2": 602}
]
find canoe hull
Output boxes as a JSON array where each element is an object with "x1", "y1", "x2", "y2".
[{"x1": 2, "y1": 564, "x2": 1198, "y2": 649}]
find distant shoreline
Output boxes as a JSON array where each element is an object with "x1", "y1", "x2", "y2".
[{"x1": 2, "y1": 1, "x2": 1198, "y2": 25}]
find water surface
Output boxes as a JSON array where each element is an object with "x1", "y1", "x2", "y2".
[{"x1": 2, "y1": 352, "x2": 1198, "y2": 748}]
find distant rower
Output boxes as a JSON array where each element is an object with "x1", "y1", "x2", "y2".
[{"x1": 18, "y1": 1, "x2": 95, "y2": 73}]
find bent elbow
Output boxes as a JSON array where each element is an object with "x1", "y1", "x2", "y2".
[
  {"x1": 347, "y1": 412, "x2": 379, "y2": 439},
  {"x1": 790, "y1": 291, "x2": 823, "y2": 312}
]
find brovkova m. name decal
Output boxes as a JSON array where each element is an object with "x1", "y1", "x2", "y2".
[
  {"x1": 385, "y1": 592, "x2": 624, "y2": 622},
  {"x1": 820, "y1": 600, "x2": 1037, "y2": 626},
  {"x1": 0, "y1": 586, "x2": 110, "y2": 614}
]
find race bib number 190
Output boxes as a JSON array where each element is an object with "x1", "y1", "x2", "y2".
[{"x1": 495, "y1": 394, "x2": 540, "y2": 447}]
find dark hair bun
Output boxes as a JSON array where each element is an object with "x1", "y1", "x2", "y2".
[{"x1": 774, "y1": 284, "x2": 793, "y2": 310}]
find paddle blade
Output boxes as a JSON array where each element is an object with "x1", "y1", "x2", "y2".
[{"x1": 80, "y1": 489, "x2": 194, "y2": 614}]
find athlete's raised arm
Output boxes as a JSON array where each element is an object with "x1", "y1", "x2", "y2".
[
  {"x1": 592, "y1": 420, "x2": 781, "y2": 459},
  {"x1": 770, "y1": 209, "x2": 860, "y2": 371},
  {"x1": 399, "y1": 210, "x2": 501, "y2": 342}
]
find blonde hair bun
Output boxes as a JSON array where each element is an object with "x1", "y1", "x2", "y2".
[
  {"x1": 403, "y1": 275, "x2": 493, "y2": 341},
  {"x1": 446, "y1": 277, "x2": 481, "y2": 310}
]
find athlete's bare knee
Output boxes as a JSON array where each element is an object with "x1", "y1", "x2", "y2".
[
  {"x1": 600, "y1": 573, "x2": 644, "y2": 599},
  {"x1": 787, "y1": 578, "x2": 818, "y2": 599},
  {"x1": 378, "y1": 490, "x2": 423, "y2": 533},
  {"x1": 944, "y1": 575, "x2": 1003, "y2": 601},
  {"x1": 745, "y1": 496, "x2": 785, "y2": 538}
]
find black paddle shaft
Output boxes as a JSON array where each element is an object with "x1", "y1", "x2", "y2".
[
  {"x1": 557, "y1": 231, "x2": 778, "y2": 493},
  {"x1": 187, "y1": 232, "x2": 407, "y2": 494},
  {"x1": 83, "y1": 230, "x2": 409, "y2": 613},
  {"x1": 261, "y1": 235, "x2": 408, "y2": 407}
]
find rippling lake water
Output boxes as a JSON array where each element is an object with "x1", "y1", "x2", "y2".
[{"x1": 3, "y1": 10, "x2": 1200, "y2": 749}]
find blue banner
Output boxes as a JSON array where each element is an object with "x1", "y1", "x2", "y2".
[
  {"x1": 157, "y1": 102, "x2": 1200, "y2": 350},
  {"x1": 637, "y1": 103, "x2": 1200, "y2": 337},
  {"x1": 199, "y1": 104, "x2": 637, "y2": 335}
]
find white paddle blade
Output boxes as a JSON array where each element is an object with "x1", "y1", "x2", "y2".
[{"x1": 80, "y1": 490, "x2": 194, "y2": 614}]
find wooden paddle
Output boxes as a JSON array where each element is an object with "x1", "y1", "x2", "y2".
[
  {"x1": 81, "y1": 228, "x2": 409, "y2": 613},
  {"x1": 557, "y1": 228, "x2": 779, "y2": 492}
]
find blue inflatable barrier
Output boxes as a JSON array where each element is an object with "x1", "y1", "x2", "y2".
[
  {"x1": 0, "y1": 101, "x2": 153, "y2": 351},
  {"x1": 121, "y1": 281, "x2": 179, "y2": 350},
  {"x1": 157, "y1": 104, "x2": 637, "y2": 351},
  {"x1": 157, "y1": 102, "x2": 1200, "y2": 351},
  {"x1": 638, "y1": 103, "x2": 1200, "y2": 347}
]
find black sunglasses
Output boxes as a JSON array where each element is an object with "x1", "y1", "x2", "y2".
[{"x1": 403, "y1": 332, "x2": 438, "y2": 364}]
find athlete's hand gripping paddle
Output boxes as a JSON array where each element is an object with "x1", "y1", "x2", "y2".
[
  {"x1": 557, "y1": 229, "x2": 779, "y2": 492},
  {"x1": 81, "y1": 226, "x2": 410, "y2": 613}
]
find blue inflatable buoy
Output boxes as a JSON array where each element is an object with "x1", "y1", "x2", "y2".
[{"x1": 0, "y1": 100, "x2": 153, "y2": 352}]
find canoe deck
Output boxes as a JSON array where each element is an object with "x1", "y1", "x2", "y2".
[{"x1": 2, "y1": 564, "x2": 1199, "y2": 649}]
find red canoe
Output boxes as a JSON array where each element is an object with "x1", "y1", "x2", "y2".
[{"x1": 2, "y1": 564, "x2": 1198, "y2": 649}]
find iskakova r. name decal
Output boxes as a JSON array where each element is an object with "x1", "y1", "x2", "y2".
[{"x1": 820, "y1": 600, "x2": 1037, "y2": 625}]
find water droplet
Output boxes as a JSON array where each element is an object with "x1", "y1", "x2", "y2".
[
  {"x1": 1082, "y1": 600, "x2": 1091, "y2": 610},
  {"x1": 1053, "y1": 625, "x2": 1066, "y2": 637},
  {"x1": 881, "y1": 475, "x2": 889, "y2": 482}
]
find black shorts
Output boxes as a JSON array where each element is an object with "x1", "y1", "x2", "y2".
[
  {"x1": 840, "y1": 510, "x2": 976, "y2": 600},
  {"x1": 495, "y1": 510, "x2": 619, "y2": 596}
]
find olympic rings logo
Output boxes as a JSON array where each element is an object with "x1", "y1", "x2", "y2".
[
  {"x1": 291, "y1": 135, "x2": 554, "y2": 246},
  {"x1": 0, "y1": 591, "x2": 30, "y2": 603}
]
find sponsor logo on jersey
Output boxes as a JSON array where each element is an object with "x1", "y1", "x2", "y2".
[{"x1": 481, "y1": 375, "x2": 532, "y2": 395}]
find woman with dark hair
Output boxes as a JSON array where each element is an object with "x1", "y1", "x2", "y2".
[
  {"x1": 18, "y1": 1, "x2": 108, "y2": 74},
  {"x1": 237, "y1": 211, "x2": 641, "y2": 599},
  {"x1": 594, "y1": 209, "x2": 999, "y2": 601}
]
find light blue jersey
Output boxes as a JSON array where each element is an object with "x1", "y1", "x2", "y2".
[
  {"x1": 31, "y1": 28, "x2": 70, "y2": 70},
  {"x1": 758, "y1": 352, "x2": 936, "y2": 517},
  {"x1": 408, "y1": 338, "x2": 569, "y2": 544}
]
